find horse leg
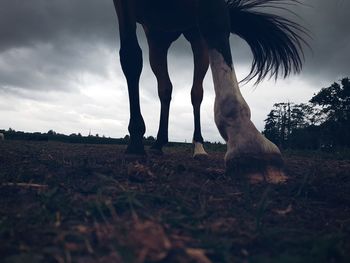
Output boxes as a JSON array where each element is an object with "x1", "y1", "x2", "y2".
[
  {"x1": 144, "y1": 28, "x2": 180, "y2": 154},
  {"x1": 198, "y1": 0, "x2": 284, "y2": 181},
  {"x1": 113, "y1": 0, "x2": 145, "y2": 155},
  {"x1": 184, "y1": 30, "x2": 209, "y2": 157}
]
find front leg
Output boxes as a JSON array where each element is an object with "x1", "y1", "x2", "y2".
[
  {"x1": 198, "y1": 0, "x2": 285, "y2": 180},
  {"x1": 113, "y1": 0, "x2": 146, "y2": 155}
]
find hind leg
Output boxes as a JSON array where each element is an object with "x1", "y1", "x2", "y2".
[
  {"x1": 144, "y1": 28, "x2": 181, "y2": 154},
  {"x1": 184, "y1": 29, "x2": 209, "y2": 157},
  {"x1": 197, "y1": 0, "x2": 285, "y2": 181}
]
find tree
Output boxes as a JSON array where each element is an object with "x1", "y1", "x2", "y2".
[
  {"x1": 264, "y1": 77, "x2": 350, "y2": 150},
  {"x1": 310, "y1": 77, "x2": 350, "y2": 147},
  {"x1": 47, "y1": 130, "x2": 56, "y2": 136},
  {"x1": 146, "y1": 136, "x2": 155, "y2": 142},
  {"x1": 263, "y1": 109, "x2": 280, "y2": 145},
  {"x1": 123, "y1": 135, "x2": 130, "y2": 143},
  {"x1": 310, "y1": 78, "x2": 350, "y2": 123},
  {"x1": 263, "y1": 102, "x2": 316, "y2": 148}
]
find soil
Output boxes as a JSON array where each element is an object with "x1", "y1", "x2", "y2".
[{"x1": 0, "y1": 140, "x2": 349, "y2": 263}]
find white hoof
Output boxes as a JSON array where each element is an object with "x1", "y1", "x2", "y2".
[{"x1": 193, "y1": 142, "x2": 208, "y2": 158}]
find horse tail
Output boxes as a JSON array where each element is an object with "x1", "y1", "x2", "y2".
[{"x1": 227, "y1": 0, "x2": 308, "y2": 83}]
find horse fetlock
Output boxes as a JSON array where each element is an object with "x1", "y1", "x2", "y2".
[
  {"x1": 128, "y1": 118, "x2": 146, "y2": 137},
  {"x1": 214, "y1": 104, "x2": 249, "y2": 143},
  {"x1": 216, "y1": 96, "x2": 250, "y2": 120},
  {"x1": 193, "y1": 141, "x2": 208, "y2": 158},
  {"x1": 155, "y1": 134, "x2": 168, "y2": 146}
]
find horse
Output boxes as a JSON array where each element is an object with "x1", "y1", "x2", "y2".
[{"x1": 112, "y1": 0, "x2": 306, "y2": 177}]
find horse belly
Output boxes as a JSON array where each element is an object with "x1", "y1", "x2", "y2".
[{"x1": 136, "y1": 0, "x2": 196, "y2": 31}]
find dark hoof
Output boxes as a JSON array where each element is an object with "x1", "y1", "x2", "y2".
[{"x1": 226, "y1": 154, "x2": 287, "y2": 184}]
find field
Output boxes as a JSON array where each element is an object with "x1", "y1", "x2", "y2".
[{"x1": 0, "y1": 141, "x2": 349, "y2": 263}]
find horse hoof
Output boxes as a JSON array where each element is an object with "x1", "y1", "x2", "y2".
[
  {"x1": 225, "y1": 154, "x2": 287, "y2": 184},
  {"x1": 193, "y1": 142, "x2": 208, "y2": 159}
]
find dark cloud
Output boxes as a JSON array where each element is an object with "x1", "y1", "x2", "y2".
[
  {"x1": 1, "y1": 0, "x2": 349, "y2": 89},
  {"x1": 0, "y1": 0, "x2": 116, "y2": 51},
  {"x1": 0, "y1": 40, "x2": 115, "y2": 93},
  {"x1": 0, "y1": 0, "x2": 119, "y2": 94},
  {"x1": 296, "y1": 0, "x2": 350, "y2": 83}
]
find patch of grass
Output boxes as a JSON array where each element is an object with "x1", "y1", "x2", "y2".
[
  {"x1": 0, "y1": 141, "x2": 349, "y2": 262},
  {"x1": 250, "y1": 233, "x2": 347, "y2": 263},
  {"x1": 283, "y1": 148, "x2": 350, "y2": 160}
]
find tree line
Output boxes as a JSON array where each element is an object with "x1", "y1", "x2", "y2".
[
  {"x1": 0, "y1": 129, "x2": 226, "y2": 150},
  {"x1": 263, "y1": 78, "x2": 350, "y2": 150},
  {"x1": 0, "y1": 129, "x2": 128, "y2": 145}
]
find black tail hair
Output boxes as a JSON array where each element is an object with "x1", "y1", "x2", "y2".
[{"x1": 228, "y1": 0, "x2": 308, "y2": 83}]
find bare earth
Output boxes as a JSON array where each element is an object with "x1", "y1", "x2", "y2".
[{"x1": 0, "y1": 141, "x2": 349, "y2": 262}]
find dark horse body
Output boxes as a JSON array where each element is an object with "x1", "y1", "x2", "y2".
[
  {"x1": 114, "y1": 0, "x2": 212, "y2": 156},
  {"x1": 113, "y1": 0, "x2": 305, "y2": 176}
]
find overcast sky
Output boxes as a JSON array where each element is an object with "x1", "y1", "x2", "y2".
[{"x1": 0, "y1": 0, "x2": 349, "y2": 142}]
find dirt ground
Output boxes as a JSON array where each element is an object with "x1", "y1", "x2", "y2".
[{"x1": 0, "y1": 140, "x2": 349, "y2": 263}]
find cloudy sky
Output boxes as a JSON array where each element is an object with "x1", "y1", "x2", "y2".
[{"x1": 0, "y1": 0, "x2": 349, "y2": 143}]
